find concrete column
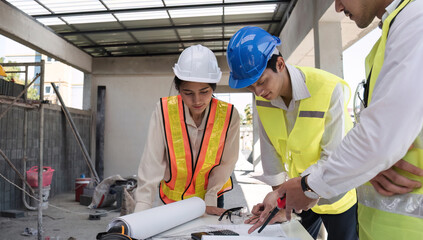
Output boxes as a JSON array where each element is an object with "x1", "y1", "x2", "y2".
[
  {"x1": 279, "y1": 0, "x2": 334, "y2": 59},
  {"x1": 314, "y1": 21, "x2": 344, "y2": 78},
  {"x1": 252, "y1": 94, "x2": 261, "y2": 171},
  {"x1": 83, "y1": 73, "x2": 91, "y2": 110}
]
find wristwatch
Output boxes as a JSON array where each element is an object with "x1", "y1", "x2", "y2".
[{"x1": 301, "y1": 175, "x2": 320, "y2": 199}]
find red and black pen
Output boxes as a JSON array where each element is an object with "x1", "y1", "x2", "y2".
[{"x1": 257, "y1": 195, "x2": 286, "y2": 233}]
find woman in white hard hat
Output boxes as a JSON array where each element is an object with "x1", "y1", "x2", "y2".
[{"x1": 134, "y1": 45, "x2": 240, "y2": 216}]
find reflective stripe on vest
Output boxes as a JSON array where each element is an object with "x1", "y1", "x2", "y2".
[
  {"x1": 358, "y1": 185, "x2": 423, "y2": 219},
  {"x1": 256, "y1": 66, "x2": 356, "y2": 214},
  {"x1": 159, "y1": 95, "x2": 233, "y2": 204},
  {"x1": 359, "y1": 0, "x2": 423, "y2": 239}
]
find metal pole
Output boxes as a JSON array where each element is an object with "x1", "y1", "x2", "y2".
[
  {"x1": 39, "y1": 61, "x2": 44, "y2": 102},
  {"x1": 51, "y1": 82, "x2": 100, "y2": 183},
  {"x1": 22, "y1": 106, "x2": 36, "y2": 210},
  {"x1": 37, "y1": 61, "x2": 45, "y2": 240},
  {"x1": 37, "y1": 103, "x2": 44, "y2": 240},
  {"x1": 24, "y1": 66, "x2": 28, "y2": 101}
]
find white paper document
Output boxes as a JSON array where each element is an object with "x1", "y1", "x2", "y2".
[
  {"x1": 202, "y1": 236, "x2": 298, "y2": 240},
  {"x1": 202, "y1": 236, "x2": 299, "y2": 240},
  {"x1": 206, "y1": 224, "x2": 287, "y2": 237}
]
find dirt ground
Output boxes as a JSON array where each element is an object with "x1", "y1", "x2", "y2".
[{"x1": 0, "y1": 192, "x2": 121, "y2": 240}]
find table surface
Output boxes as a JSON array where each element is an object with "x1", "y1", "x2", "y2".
[{"x1": 153, "y1": 214, "x2": 313, "y2": 239}]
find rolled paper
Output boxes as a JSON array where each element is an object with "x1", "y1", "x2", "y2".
[{"x1": 107, "y1": 197, "x2": 206, "y2": 239}]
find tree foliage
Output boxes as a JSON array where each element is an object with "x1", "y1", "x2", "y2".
[
  {"x1": 242, "y1": 103, "x2": 253, "y2": 125},
  {"x1": 0, "y1": 58, "x2": 21, "y2": 82},
  {"x1": 0, "y1": 58, "x2": 39, "y2": 99}
]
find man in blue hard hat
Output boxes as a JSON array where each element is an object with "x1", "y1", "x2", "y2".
[
  {"x1": 236, "y1": 0, "x2": 423, "y2": 239},
  {"x1": 226, "y1": 26, "x2": 358, "y2": 240}
]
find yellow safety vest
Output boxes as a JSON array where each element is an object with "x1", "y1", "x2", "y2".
[
  {"x1": 256, "y1": 66, "x2": 356, "y2": 214},
  {"x1": 159, "y1": 95, "x2": 233, "y2": 204},
  {"x1": 359, "y1": 1, "x2": 423, "y2": 239}
]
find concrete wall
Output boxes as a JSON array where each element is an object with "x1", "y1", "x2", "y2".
[
  {"x1": 92, "y1": 56, "x2": 178, "y2": 178},
  {"x1": 279, "y1": 0, "x2": 334, "y2": 59},
  {"x1": 91, "y1": 56, "x2": 232, "y2": 178},
  {"x1": 0, "y1": 100, "x2": 91, "y2": 211}
]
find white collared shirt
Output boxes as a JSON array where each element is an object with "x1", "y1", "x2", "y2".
[
  {"x1": 257, "y1": 64, "x2": 346, "y2": 186},
  {"x1": 307, "y1": 0, "x2": 423, "y2": 198},
  {"x1": 381, "y1": 0, "x2": 402, "y2": 23}
]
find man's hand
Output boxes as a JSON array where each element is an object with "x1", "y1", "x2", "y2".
[
  {"x1": 206, "y1": 206, "x2": 226, "y2": 216},
  {"x1": 247, "y1": 190, "x2": 279, "y2": 234},
  {"x1": 244, "y1": 203, "x2": 287, "y2": 225},
  {"x1": 248, "y1": 177, "x2": 318, "y2": 234},
  {"x1": 370, "y1": 159, "x2": 423, "y2": 196}
]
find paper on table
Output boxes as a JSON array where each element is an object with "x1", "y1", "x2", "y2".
[
  {"x1": 202, "y1": 236, "x2": 299, "y2": 240},
  {"x1": 207, "y1": 224, "x2": 287, "y2": 237},
  {"x1": 107, "y1": 197, "x2": 205, "y2": 239}
]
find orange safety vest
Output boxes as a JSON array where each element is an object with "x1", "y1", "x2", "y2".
[{"x1": 159, "y1": 95, "x2": 234, "y2": 204}]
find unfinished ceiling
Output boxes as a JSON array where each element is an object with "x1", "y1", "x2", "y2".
[{"x1": 3, "y1": 0, "x2": 297, "y2": 57}]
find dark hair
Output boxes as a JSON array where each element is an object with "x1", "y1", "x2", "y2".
[
  {"x1": 266, "y1": 53, "x2": 283, "y2": 73},
  {"x1": 174, "y1": 76, "x2": 217, "y2": 91}
]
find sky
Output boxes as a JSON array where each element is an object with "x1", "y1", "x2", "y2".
[
  {"x1": 0, "y1": 35, "x2": 41, "y2": 79},
  {"x1": 0, "y1": 36, "x2": 35, "y2": 57}
]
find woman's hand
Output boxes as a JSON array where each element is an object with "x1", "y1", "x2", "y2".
[{"x1": 206, "y1": 206, "x2": 226, "y2": 216}]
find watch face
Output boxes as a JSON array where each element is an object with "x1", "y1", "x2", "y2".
[{"x1": 304, "y1": 190, "x2": 319, "y2": 199}]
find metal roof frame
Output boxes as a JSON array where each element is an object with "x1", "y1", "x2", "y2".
[{"x1": 4, "y1": 0, "x2": 298, "y2": 57}]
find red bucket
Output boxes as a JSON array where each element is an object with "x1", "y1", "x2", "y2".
[
  {"x1": 75, "y1": 178, "x2": 91, "y2": 202},
  {"x1": 26, "y1": 166, "x2": 55, "y2": 188}
]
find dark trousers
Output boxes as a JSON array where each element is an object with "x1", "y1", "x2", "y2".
[
  {"x1": 217, "y1": 195, "x2": 224, "y2": 208},
  {"x1": 298, "y1": 203, "x2": 358, "y2": 240}
]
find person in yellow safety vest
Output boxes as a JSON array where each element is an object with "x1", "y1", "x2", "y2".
[
  {"x1": 226, "y1": 26, "x2": 358, "y2": 240},
  {"x1": 248, "y1": 1, "x2": 423, "y2": 240},
  {"x1": 134, "y1": 45, "x2": 240, "y2": 216}
]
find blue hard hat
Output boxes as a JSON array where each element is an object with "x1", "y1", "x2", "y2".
[{"x1": 226, "y1": 26, "x2": 281, "y2": 89}]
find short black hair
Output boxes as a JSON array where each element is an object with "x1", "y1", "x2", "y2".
[
  {"x1": 266, "y1": 53, "x2": 283, "y2": 73},
  {"x1": 173, "y1": 76, "x2": 217, "y2": 91}
]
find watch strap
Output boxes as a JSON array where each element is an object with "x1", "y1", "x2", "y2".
[{"x1": 301, "y1": 174, "x2": 311, "y2": 191}]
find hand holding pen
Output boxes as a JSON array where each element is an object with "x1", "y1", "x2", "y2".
[
  {"x1": 257, "y1": 195, "x2": 286, "y2": 233},
  {"x1": 247, "y1": 192, "x2": 286, "y2": 234}
]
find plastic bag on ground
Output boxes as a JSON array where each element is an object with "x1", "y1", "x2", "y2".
[{"x1": 88, "y1": 175, "x2": 124, "y2": 209}]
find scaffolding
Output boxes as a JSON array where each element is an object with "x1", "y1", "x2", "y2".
[{"x1": 0, "y1": 61, "x2": 47, "y2": 240}]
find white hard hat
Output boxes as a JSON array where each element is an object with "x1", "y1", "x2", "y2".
[{"x1": 173, "y1": 45, "x2": 222, "y2": 83}]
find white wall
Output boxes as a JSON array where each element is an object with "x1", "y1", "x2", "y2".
[{"x1": 92, "y1": 57, "x2": 179, "y2": 177}]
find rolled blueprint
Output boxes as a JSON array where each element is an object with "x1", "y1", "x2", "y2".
[{"x1": 107, "y1": 197, "x2": 206, "y2": 239}]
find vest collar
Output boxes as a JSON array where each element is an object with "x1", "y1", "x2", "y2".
[
  {"x1": 183, "y1": 100, "x2": 210, "y2": 130},
  {"x1": 269, "y1": 64, "x2": 310, "y2": 111},
  {"x1": 380, "y1": 0, "x2": 403, "y2": 27},
  {"x1": 287, "y1": 64, "x2": 310, "y2": 102}
]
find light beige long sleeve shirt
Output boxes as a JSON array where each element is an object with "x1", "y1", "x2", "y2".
[{"x1": 134, "y1": 98, "x2": 240, "y2": 212}]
